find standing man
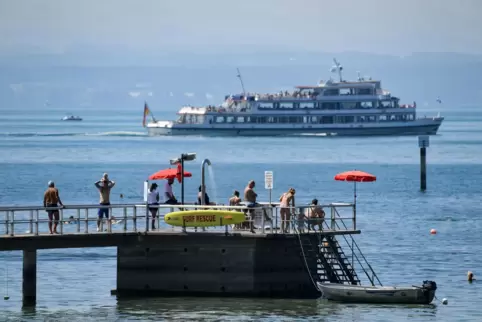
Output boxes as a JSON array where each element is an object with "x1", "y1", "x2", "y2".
[
  {"x1": 43, "y1": 181, "x2": 64, "y2": 234},
  {"x1": 95, "y1": 173, "x2": 115, "y2": 232},
  {"x1": 147, "y1": 183, "x2": 160, "y2": 230},
  {"x1": 244, "y1": 180, "x2": 258, "y2": 233}
]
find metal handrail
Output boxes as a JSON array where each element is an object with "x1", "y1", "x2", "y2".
[
  {"x1": 331, "y1": 207, "x2": 382, "y2": 286},
  {"x1": 0, "y1": 202, "x2": 356, "y2": 237}
]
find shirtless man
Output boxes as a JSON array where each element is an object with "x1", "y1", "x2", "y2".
[
  {"x1": 229, "y1": 191, "x2": 243, "y2": 229},
  {"x1": 308, "y1": 198, "x2": 325, "y2": 231},
  {"x1": 244, "y1": 180, "x2": 258, "y2": 233},
  {"x1": 279, "y1": 188, "x2": 295, "y2": 233},
  {"x1": 43, "y1": 181, "x2": 64, "y2": 234},
  {"x1": 95, "y1": 173, "x2": 115, "y2": 232}
]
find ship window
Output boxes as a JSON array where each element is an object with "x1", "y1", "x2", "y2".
[
  {"x1": 321, "y1": 116, "x2": 334, "y2": 124},
  {"x1": 280, "y1": 102, "x2": 293, "y2": 109},
  {"x1": 278, "y1": 116, "x2": 289, "y2": 123},
  {"x1": 258, "y1": 117, "x2": 267, "y2": 123},
  {"x1": 360, "y1": 101, "x2": 373, "y2": 108},
  {"x1": 390, "y1": 114, "x2": 397, "y2": 121},
  {"x1": 267, "y1": 117, "x2": 276, "y2": 123},
  {"x1": 323, "y1": 89, "x2": 338, "y2": 96},
  {"x1": 226, "y1": 116, "x2": 235, "y2": 123},
  {"x1": 357, "y1": 88, "x2": 373, "y2": 95},
  {"x1": 177, "y1": 115, "x2": 186, "y2": 124},
  {"x1": 322, "y1": 102, "x2": 338, "y2": 110},
  {"x1": 341, "y1": 102, "x2": 357, "y2": 109},
  {"x1": 336, "y1": 116, "x2": 355, "y2": 124},
  {"x1": 310, "y1": 116, "x2": 318, "y2": 123},
  {"x1": 380, "y1": 101, "x2": 391, "y2": 108},
  {"x1": 215, "y1": 116, "x2": 225, "y2": 123},
  {"x1": 259, "y1": 103, "x2": 273, "y2": 109},
  {"x1": 300, "y1": 102, "x2": 314, "y2": 109},
  {"x1": 358, "y1": 116, "x2": 376, "y2": 122},
  {"x1": 339, "y1": 88, "x2": 351, "y2": 95},
  {"x1": 409, "y1": 114, "x2": 415, "y2": 121},
  {"x1": 345, "y1": 116, "x2": 355, "y2": 123},
  {"x1": 379, "y1": 115, "x2": 388, "y2": 122},
  {"x1": 249, "y1": 117, "x2": 257, "y2": 123},
  {"x1": 289, "y1": 116, "x2": 301, "y2": 123},
  {"x1": 236, "y1": 116, "x2": 245, "y2": 123}
]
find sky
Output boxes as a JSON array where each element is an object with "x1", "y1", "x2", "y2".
[{"x1": 0, "y1": 0, "x2": 481, "y2": 56}]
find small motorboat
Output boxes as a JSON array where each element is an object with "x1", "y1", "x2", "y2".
[
  {"x1": 318, "y1": 280, "x2": 437, "y2": 304},
  {"x1": 61, "y1": 115, "x2": 82, "y2": 121}
]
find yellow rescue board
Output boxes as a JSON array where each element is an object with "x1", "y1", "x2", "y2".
[{"x1": 164, "y1": 210, "x2": 246, "y2": 227}]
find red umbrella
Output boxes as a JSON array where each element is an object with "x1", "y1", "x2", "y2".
[
  {"x1": 334, "y1": 170, "x2": 376, "y2": 206},
  {"x1": 149, "y1": 163, "x2": 192, "y2": 183},
  {"x1": 334, "y1": 170, "x2": 376, "y2": 183}
]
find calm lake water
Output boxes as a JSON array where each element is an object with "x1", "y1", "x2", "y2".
[{"x1": 0, "y1": 104, "x2": 481, "y2": 321}]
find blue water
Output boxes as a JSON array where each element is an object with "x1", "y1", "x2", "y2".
[{"x1": 0, "y1": 105, "x2": 481, "y2": 321}]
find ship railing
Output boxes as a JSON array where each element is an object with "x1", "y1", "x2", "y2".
[{"x1": 0, "y1": 202, "x2": 356, "y2": 237}]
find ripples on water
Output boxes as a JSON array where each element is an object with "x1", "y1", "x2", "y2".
[{"x1": 0, "y1": 106, "x2": 481, "y2": 321}]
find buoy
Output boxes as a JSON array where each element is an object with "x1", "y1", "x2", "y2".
[
  {"x1": 430, "y1": 229, "x2": 437, "y2": 235},
  {"x1": 3, "y1": 296, "x2": 9, "y2": 300},
  {"x1": 468, "y1": 271, "x2": 475, "y2": 282},
  {"x1": 442, "y1": 298, "x2": 448, "y2": 305}
]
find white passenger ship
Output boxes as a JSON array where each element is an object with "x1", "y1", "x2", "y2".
[{"x1": 145, "y1": 60, "x2": 444, "y2": 136}]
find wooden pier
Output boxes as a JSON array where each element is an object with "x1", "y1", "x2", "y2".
[{"x1": 0, "y1": 203, "x2": 377, "y2": 307}]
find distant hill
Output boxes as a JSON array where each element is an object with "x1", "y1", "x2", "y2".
[{"x1": 0, "y1": 50, "x2": 481, "y2": 110}]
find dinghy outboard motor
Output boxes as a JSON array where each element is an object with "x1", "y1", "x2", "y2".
[
  {"x1": 422, "y1": 280, "x2": 437, "y2": 291},
  {"x1": 420, "y1": 280, "x2": 438, "y2": 304}
]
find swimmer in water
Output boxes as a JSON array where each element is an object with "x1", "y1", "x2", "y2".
[{"x1": 63, "y1": 216, "x2": 77, "y2": 224}]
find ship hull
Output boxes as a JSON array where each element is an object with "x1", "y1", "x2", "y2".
[{"x1": 147, "y1": 119, "x2": 443, "y2": 137}]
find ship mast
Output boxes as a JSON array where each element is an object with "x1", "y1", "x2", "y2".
[
  {"x1": 330, "y1": 58, "x2": 344, "y2": 82},
  {"x1": 236, "y1": 68, "x2": 246, "y2": 96}
]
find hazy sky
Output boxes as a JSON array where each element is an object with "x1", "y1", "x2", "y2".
[{"x1": 0, "y1": 0, "x2": 481, "y2": 55}]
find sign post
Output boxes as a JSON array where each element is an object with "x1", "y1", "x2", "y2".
[
  {"x1": 418, "y1": 136, "x2": 430, "y2": 191},
  {"x1": 264, "y1": 171, "x2": 273, "y2": 204}
]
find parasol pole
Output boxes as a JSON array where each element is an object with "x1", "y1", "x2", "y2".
[
  {"x1": 181, "y1": 158, "x2": 185, "y2": 205},
  {"x1": 353, "y1": 181, "x2": 357, "y2": 230}
]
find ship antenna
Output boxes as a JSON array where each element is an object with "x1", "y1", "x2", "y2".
[{"x1": 236, "y1": 68, "x2": 246, "y2": 96}]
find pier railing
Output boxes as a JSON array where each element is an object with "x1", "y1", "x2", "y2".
[{"x1": 0, "y1": 202, "x2": 356, "y2": 237}]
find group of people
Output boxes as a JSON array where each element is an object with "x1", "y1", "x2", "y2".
[
  {"x1": 43, "y1": 174, "x2": 326, "y2": 234},
  {"x1": 227, "y1": 180, "x2": 326, "y2": 233},
  {"x1": 43, "y1": 173, "x2": 116, "y2": 234}
]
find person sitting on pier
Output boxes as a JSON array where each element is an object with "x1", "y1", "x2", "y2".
[
  {"x1": 43, "y1": 181, "x2": 64, "y2": 234},
  {"x1": 307, "y1": 198, "x2": 325, "y2": 231},
  {"x1": 229, "y1": 190, "x2": 241, "y2": 207},
  {"x1": 229, "y1": 190, "x2": 245, "y2": 229},
  {"x1": 279, "y1": 188, "x2": 295, "y2": 233},
  {"x1": 95, "y1": 173, "x2": 115, "y2": 232},
  {"x1": 197, "y1": 185, "x2": 215, "y2": 206},
  {"x1": 148, "y1": 183, "x2": 160, "y2": 230},
  {"x1": 164, "y1": 178, "x2": 179, "y2": 205}
]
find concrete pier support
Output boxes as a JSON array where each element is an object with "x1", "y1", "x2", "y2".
[
  {"x1": 116, "y1": 234, "x2": 319, "y2": 299},
  {"x1": 22, "y1": 249, "x2": 37, "y2": 306}
]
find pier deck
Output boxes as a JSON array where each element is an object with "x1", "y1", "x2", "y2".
[{"x1": 0, "y1": 228, "x2": 360, "y2": 251}]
